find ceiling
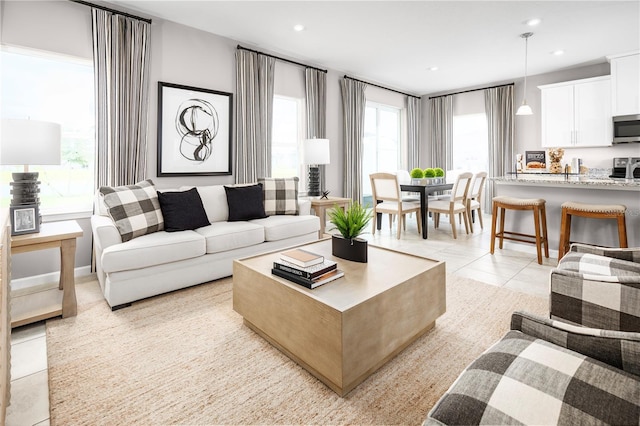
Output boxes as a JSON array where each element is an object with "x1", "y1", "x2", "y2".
[{"x1": 109, "y1": 1, "x2": 640, "y2": 96}]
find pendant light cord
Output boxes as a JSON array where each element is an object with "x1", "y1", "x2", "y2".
[{"x1": 523, "y1": 35, "x2": 528, "y2": 94}]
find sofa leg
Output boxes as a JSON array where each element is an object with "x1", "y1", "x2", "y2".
[{"x1": 111, "y1": 303, "x2": 132, "y2": 311}]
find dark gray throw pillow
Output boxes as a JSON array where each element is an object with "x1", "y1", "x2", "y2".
[
  {"x1": 157, "y1": 188, "x2": 210, "y2": 232},
  {"x1": 224, "y1": 183, "x2": 267, "y2": 221}
]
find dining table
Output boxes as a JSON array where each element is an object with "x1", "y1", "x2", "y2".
[{"x1": 394, "y1": 182, "x2": 454, "y2": 239}]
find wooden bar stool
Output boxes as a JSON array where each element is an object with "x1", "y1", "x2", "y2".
[
  {"x1": 558, "y1": 202, "x2": 627, "y2": 260},
  {"x1": 490, "y1": 196, "x2": 549, "y2": 265}
]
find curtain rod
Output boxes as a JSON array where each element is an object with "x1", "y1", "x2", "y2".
[
  {"x1": 344, "y1": 75, "x2": 420, "y2": 99},
  {"x1": 69, "y1": 0, "x2": 152, "y2": 24},
  {"x1": 237, "y1": 45, "x2": 327, "y2": 73},
  {"x1": 428, "y1": 82, "x2": 514, "y2": 99}
]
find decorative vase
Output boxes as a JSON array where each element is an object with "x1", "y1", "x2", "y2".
[{"x1": 331, "y1": 235, "x2": 368, "y2": 263}]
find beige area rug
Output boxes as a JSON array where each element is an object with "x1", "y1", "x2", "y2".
[{"x1": 46, "y1": 274, "x2": 548, "y2": 425}]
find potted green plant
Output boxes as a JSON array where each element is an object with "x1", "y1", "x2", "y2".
[
  {"x1": 410, "y1": 168, "x2": 426, "y2": 185},
  {"x1": 409, "y1": 168, "x2": 425, "y2": 179},
  {"x1": 327, "y1": 202, "x2": 372, "y2": 263},
  {"x1": 434, "y1": 167, "x2": 445, "y2": 184}
]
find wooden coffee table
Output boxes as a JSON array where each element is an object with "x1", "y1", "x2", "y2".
[{"x1": 233, "y1": 239, "x2": 446, "y2": 396}]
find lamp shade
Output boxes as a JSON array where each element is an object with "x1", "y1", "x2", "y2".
[
  {"x1": 1, "y1": 119, "x2": 62, "y2": 166},
  {"x1": 516, "y1": 102, "x2": 533, "y2": 116},
  {"x1": 303, "y1": 138, "x2": 330, "y2": 165}
]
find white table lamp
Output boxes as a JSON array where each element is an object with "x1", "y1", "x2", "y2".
[
  {"x1": 303, "y1": 138, "x2": 330, "y2": 197},
  {"x1": 1, "y1": 118, "x2": 62, "y2": 207}
]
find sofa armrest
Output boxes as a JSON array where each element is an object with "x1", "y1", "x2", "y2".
[
  {"x1": 298, "y1": 199, "x2": 311, "y2": 216},
  {"x1": 91, "y1": 214, "x2": 122, "y2": 251},
  {"x1": 551, "y1": 247, "x2": 640, "y2": 331},
  {"x1": 511, "y1": 311, "x2": 640, "y2": 376},
  {"x1": 569, "y1": 243, "x2": 640, "y2": 263}
]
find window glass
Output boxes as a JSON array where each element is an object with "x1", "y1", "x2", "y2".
[
  {"x1": 271, "y1": 95, "x2": 306, "y2": 191},
  {"x1": 452, "y1": 113, "x2": 489, "y2": 173},
  {"x1": 1, "y1": 47, "x2": 95, "y2": 213},
  {"x1": 362, "y1": 102, "x2": 402, "y2": 203}
]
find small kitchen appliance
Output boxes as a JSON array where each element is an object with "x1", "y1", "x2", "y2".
[
  {"x1": 612, "y1": 115, "x2": 640, "y2": 144},
  {"x1": 610, "y1": 157, "x2": 640, "y2": 179}
]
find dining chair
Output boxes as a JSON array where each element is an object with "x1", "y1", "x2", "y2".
[
  {"x1": 467, "y1": 171, "x2": 487, "y2": 233},
  {"x1": 427, "y1": 172, "x2": 473, "y2": 239},
  {"x1": 396, "y1": 170, "x2": 420, "y2": 202},
  {"x1": 370, "y1": 172, "x2": 422, "y2": 239}
]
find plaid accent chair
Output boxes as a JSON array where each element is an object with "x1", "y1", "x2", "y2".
[{"x1": 425, "y1": 244, "x2": 640, "y2": 426}]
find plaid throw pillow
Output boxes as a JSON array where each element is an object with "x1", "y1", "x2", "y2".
[
  {"x1": 258, "y1": 177, "x2": 299, "y2": 215},
  {"x1": 99, "y1": 179, "x2": 164, "y2": 242}
]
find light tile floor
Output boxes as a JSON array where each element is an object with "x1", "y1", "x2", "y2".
[{"x1": 7, "y1": 212, "x2": 558, "y2": 425}]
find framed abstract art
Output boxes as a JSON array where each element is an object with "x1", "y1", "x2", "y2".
[{"x1": 157, "y1": 82, "x2": 233, "y2": 176}]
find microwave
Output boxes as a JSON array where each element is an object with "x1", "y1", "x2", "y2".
[{"x1": 613, "y1": 114, "x2": 640, "y2": 143}]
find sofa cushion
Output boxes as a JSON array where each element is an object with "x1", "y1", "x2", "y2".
[
  {"x1": 99, "y1": 179, "x2": 164, "y2": 242},
  {"x1": 425, "y1": 329, "x2": 640, "y2": 426},
  {"x1": 101, "y1": 230, "x2": 205, "y2": 273},
  {"x1": 249, "y1": 215, "x2": 320, "y2": 242},
  {"x1": 180, "y1": 185, "x2": 229, "y2": 224},
  {"x1": 258, "y1": 177, "x2": 299, "y2": 215},
  {"x1": 224, "y1": 183, "x2": 267, "y2": 221},
  {"x1": 157, "y1": 188, "x2": 210, "y2": 232},
  {"x1": 195, "y1": 221, "x2": 265, "y2": 254}
]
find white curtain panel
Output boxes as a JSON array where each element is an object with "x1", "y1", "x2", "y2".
[
  {"x1": 305, "y1": 68, "x2": 327, "y2": 190},
  {"x1": 407, "y1": 96, "x2": 422, "y2": 171},
  {"x1": 484, "y1": 85, "x2": 514, "y2": 212},
  {"x1": 429, "y1": 95, "x2": 453, "y2": 172},
  {"x1": 340, "y1": 78, "x2": 367, "y2": 203},
  {"x1": 92, "y1": 8, "x2": 151, "y2": 188},
  {"x1": 235, "y1": 50, "x2": 275, "y2": 184}
]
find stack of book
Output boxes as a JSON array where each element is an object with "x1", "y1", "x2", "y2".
[{"x1": 272, "y1": 248, "x2": 344, "y2": 289}]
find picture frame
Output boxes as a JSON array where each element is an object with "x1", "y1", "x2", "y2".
[
  {"x1": 157, "y1": 81, "x2": 233, "y2": 176},
  {"x1": 525, "y1": 150, "x2": 547, "y2": 171},
  {"x1": 10, "y1": 204, "x2": 39, "y2": 236}
]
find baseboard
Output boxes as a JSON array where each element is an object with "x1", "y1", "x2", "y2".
[{"x1": 11, "y1": 266, "x2": 93, "y2": 292}]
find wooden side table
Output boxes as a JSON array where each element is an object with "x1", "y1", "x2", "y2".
[
  {"x1": 309, "y1": 197, "x2": 351, "y2": 238},
  {"x1": 11, "y1": 220, "x2": 83, "y2": 328}
]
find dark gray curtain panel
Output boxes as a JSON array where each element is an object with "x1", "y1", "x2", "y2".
[
  {"x1": 305, "y1": 68, "x2": 327, "y2": 191},
  {"x1": 92, "y1": 8, "x2": 151, "y2": 188},
  {"x1": 429, "y1": 95, "x2": 453, "y2": 172},
  {"x1": 340, "y1": 78, "x2": 367, "y2": 203},
  {"x1": 235, "y1": 50, "x2": 275, "y2": 183},
  {"x1": 484, "y1": 85, "x2": 514, "y2": 212},
  {"x1": 407, "y1": 96, "x2": 421, "y2": 171}
]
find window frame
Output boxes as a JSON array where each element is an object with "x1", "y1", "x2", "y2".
[
  {"x1": 362, "y1": 100, "x2": 404, "y2": 198},
  {"x1": 0, "y1": 45, "x2": 96, "y2": 217},
  {"x1": 271, "y1": 94, "x2": 307, "y2": 192}
]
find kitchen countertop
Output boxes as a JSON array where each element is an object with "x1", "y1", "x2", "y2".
[{"x1": 492, "y1": 174, "x2": 640, "y2": 191}]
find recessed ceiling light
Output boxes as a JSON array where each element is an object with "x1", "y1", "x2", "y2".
[
  {"x1": 428, "y1": 66, "x2": 439, "y2": 71},
  {"x1": 526, "y1": 18, "x2": 542, "y2": 26},
  {"x1": 551, "y1": 50, "x2": 565, "y2": 56},
  {"x1": 293, "y1": 24, "x2": 305, "y2": 32}
]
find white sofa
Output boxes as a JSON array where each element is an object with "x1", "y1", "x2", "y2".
[{"x1": 91, "y1": 184, "x2": 320, "y2": 309}]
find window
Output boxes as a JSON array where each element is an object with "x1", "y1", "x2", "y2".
[
  {"x1": 452, "y1": 113, "x2": 488, "y2": 173},
  {"x1": 362, "y1": 102, "x2": 402, "y2": 201},
  {"x1": 1, "y1": 47, "x2": 95, "y2": 214},
  {"x1": 271, "y1": 95, "x2": 306, "y2": 191}
]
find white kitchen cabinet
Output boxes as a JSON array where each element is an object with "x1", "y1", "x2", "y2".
[
  {"x1": 607, "y1": 52, "x2": 640, "y2": 116},
  {"x1": 539, "y1": 76, "x2": 612, "y2": 148}
]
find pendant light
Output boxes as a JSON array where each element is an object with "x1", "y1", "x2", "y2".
[{"x1": 516, "y1": 32, "x2": 534, "y2": 116}]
